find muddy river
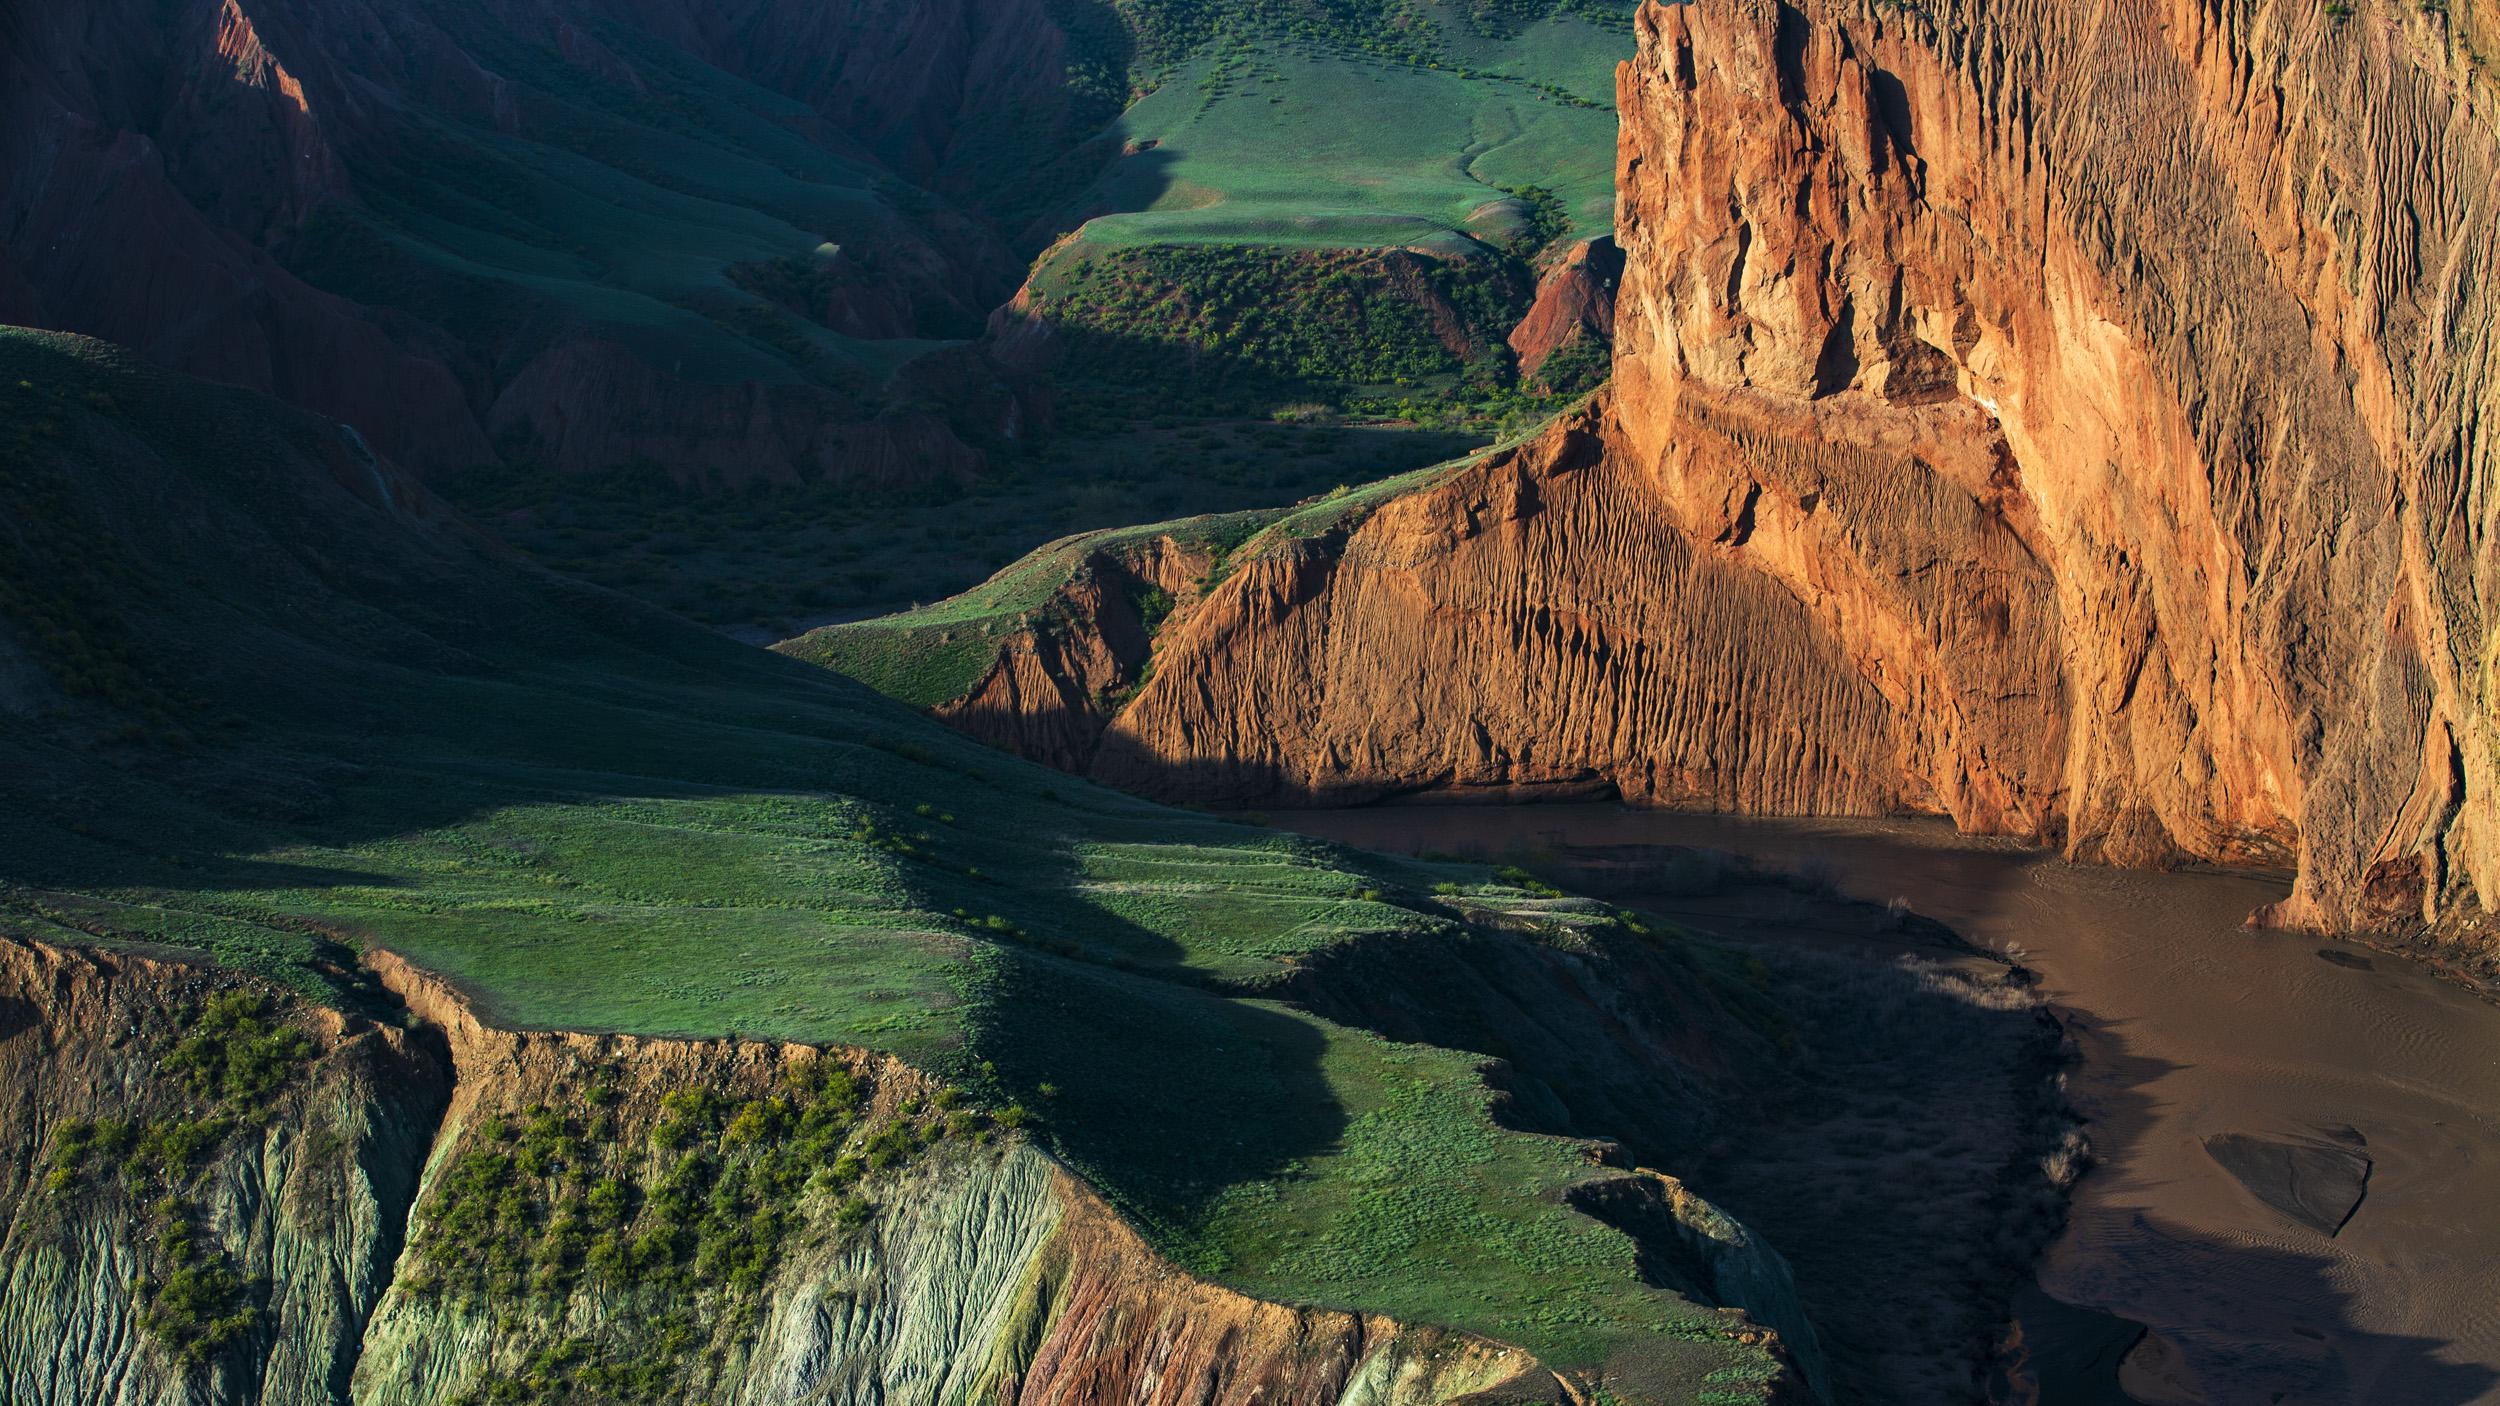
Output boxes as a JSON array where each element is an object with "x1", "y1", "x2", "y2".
[{"x1": 1274, "y1": 805, "x2": 2500, "y2": 1405}]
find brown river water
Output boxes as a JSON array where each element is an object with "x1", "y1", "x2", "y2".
[{"x1": 1272, "y1": 804, "x2": 2500, "y2": 1406}]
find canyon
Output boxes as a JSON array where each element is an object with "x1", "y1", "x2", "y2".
[
  {"x1": 11, "y1": 0, "x2": 2500, "y2": 1398},
  {"x1": 855, "y1": 0, "x2": 2500, "y2": 953},
  {"x1": 2, "y1": 330, "x2": 1891, "y2": 1404},
  {"x1": 0, "y1": 0, "x2": 1625, "y2": 502}
]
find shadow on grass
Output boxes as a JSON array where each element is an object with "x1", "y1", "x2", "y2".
[{"x1": 968, "y1": 941, "x2": 1344, "y2": 1265}]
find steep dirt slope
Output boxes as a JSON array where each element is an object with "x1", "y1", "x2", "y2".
[
  {"x1": 0, "y1": 943, "x2": 446, "y2": 1406},
  {"x1": 1509, "y1": 239, "x2": 1624, "y2": 383},
  {"x1": 896, "y1": 0, "x2": 2500, "y2": 946},
  {"x1": 1600, "y1": 0, "x2": 2500, "y2": 940}
]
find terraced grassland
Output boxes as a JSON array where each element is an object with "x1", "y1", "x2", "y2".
[
  {"x1": 285, "y1": 0, "x2": 1629, "y2": 413},
  {"x1": 356, "y1": 0, "x2": 1631, "y2": 635},
  {"x1": 1061, "y1": 33, "x2": 1623, "y2": 253},
  {"x1": 998, "y1": 5, "x2": 1633, "y2": 495},
  {"x1": 771, "y1": 507, "x2": 1265, "y2": 706},
  {"x1": 0, "y1": 331, "x2": 1782, "y2": 1397}
]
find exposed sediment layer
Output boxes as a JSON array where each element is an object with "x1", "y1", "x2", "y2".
[
  {"x1": 900, "y1": 0, "x2": 2500, "y2": 945},
  {"x1": 1603, "y1": 0, "x2": 2500, "y2": 940},
  {"x1": 934, "y1": 533, "x2": 1217, "y2": 771}
]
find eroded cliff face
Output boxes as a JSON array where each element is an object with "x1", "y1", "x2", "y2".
[
  {"x1": 1090, "y1": 421, "x2": 1930, "y2": 815},
  {"x1": 0, "y1": 938, "x2": 1584, "y2": 1406},
  {"x1": 1606, "y1": 0, "x2": 2500, "y2": 938},
  {"x1": 1510, "y1": 240, "x2": 1625, "y2": 383},
  {"x1": 934, "y1": 534, "x2": 1217, "y2": 771},
  {"x1": 0, "y1": 941, "x2": 447, "y2": 1406},
  {"x1": 1004, "y1": 0, "x2": 2500, "y2": 943}
]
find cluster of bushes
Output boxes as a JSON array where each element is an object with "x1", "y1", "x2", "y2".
[
  {"x1": 852, "y1": 806, "x2": 983, "y2": 879},
  {"x1": 1468, "y1": 0, "x2": 1635, "y2": 36},
  {"x1": 1042, "y1": 245, "x2": 1531, "y2": 397},
  {"x1": 950, "y1": 906, "x2": 1097, "y2": 973},
  {"x1": 1497, "y1": 184, "x2": 1574, "y2": 257},
  {"x1": 1530, "y1": 334, "x2": 1611, "y2": 397},
  {"x1": 163, "y1": 991, "x2": 317, "y2": 1104},
  {"x1": 464, "y1": 1316, "x2": 699, "y2": 1406},
  {"x1": 1126, "y1": 582, "x2": 1178, "y2": 632},
  {"x1": 45, "y1": 991, "x2": 316, "y2": 1367},
  {"x1": 414, "y1": 1057, "x2": 1003, "y2": 1404},
  {"x1": 1086, "y1": 0, "x2": 1441, "y2": 80}
]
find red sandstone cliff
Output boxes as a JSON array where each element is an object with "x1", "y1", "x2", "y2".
[
  {"x1": 1510, "y1": 238, "x2": 1625, "y2": 381},
  {"x1": 1602, "y1": 0, "x2": 2500, "y2": 937},
  {"x1": 932, "y1": 533, "x2": 1217, "y2": 771},
  {"x1": 888, "y1": 0, "x2": 2500, "y2": 943}
]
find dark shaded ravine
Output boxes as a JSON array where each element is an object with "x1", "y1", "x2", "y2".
[{"x1": 1271, "y1": 805, "x2": 2500, "y2": 1405}]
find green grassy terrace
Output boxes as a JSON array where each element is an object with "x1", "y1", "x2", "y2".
[
  {"x1": 0, "y1": 331, "x2": 1777, "y2": 1398},
  {"x1": 778, "y1": 390, "x2": 1610, "y2": 713}
]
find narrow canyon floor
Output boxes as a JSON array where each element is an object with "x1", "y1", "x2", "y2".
[{"x1": 1273, "y1": 804, "x2": 2500, "y2": 1406}]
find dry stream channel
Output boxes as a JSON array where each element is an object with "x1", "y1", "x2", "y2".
[{"x1": 1275, "y1": 804, "x2": 2500, "y2": 1406}]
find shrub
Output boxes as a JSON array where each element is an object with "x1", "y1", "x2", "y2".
[
  {"x1": 1130, "y1": 584, "x2": 1177, "y2": 632},
  {"x1": 160, "y1": 991, "x2": 312, "y2": 1106}
]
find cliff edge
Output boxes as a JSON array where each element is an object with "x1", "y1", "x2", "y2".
[{"x1": 846, "y1": 0, "x2": 2500, "y2": 948}]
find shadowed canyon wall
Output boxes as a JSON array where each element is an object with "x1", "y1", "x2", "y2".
[
  {"x1": 927, "y1": 0, "x2": 2500, "y2": 943},
  {"x1": 0, "y1": 0, "x2": 1050, "y2": 482}
]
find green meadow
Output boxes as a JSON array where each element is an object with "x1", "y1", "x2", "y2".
[{"x1": 1060, "y1": 34, "x2": 1624, "y2": 254}]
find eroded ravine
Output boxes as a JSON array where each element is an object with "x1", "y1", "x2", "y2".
[
  {"x1": 0, "y1": 864, "x2": 2083, "y2": 1405},
  {"x1": 1276, "y1": 804, "x2": 2500, "y2": 1404}
]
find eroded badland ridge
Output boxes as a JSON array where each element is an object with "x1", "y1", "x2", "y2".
[
  {"x1": 12, "y1": 0, "x2": 2497, "y2": 1397},
  {"x1": 0, "y1": 938, "x2": 1544, "y2": 1406},
  {"x1": 853, "y1": 0, "x2": 2500, "y2": 950}
]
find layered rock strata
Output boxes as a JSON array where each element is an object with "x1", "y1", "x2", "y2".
[{"x1": 895, "y1": 0, "x2": 2500, "y2": 942}]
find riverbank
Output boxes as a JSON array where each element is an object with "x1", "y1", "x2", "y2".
[{"x1": 1272, "y1": 806, "x2": 2500, "y2": 1405}]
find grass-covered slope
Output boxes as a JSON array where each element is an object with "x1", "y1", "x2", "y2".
[
  {"x1": 1005, "y1": 1, "x2": 1636, "y2": 432},
  {"x1": 778, "y1": 456, "x2": 1466, "y2": 710},
  {"x1": 0, "y1": 331, "x2": 1788, "y2": 1396},
  {"x1": 1061, "y1": 36, "x2": 1622, "y2": 253},
  {"x1": 281, "y1": 0, "x2": 1007, "y2": 391}
]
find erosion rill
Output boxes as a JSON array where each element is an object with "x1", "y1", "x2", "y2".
[
  {"x1": 0, "y1": 939, "x2": 1549, "y2": 1406},
  {"x1": 909, "y1": 0, "x2": 2500, "y2": 954}
]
